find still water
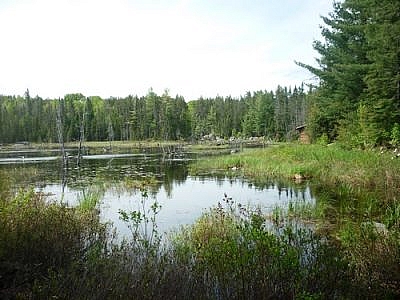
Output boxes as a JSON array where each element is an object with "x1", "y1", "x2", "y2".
[{"x1": 0, "y1": 148, "x2": 314, "y2": 235}]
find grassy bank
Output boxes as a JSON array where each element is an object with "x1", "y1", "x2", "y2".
[
  {"x1": 0, "y1": 139, "x2": 265, "y2": 153},
  {"x1": 190, "y1": 143, "x2": 400, "y2": 223},
  {"x1": 190, "y1": 143, "x2": 400, "y2": 189},
  {"x1": 190, "y1": 143, "x2": 400, "y2": 297}
]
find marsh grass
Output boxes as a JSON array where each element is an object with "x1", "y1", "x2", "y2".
[
  {"x1": 1, "y1": 143, "x2": 400, "y2": 299},
  {"x1": 191, "y1": 143, "x2": 400, "y2": 187},
  {"x1": 0, "y1": 188, "x2": 109, "y2": 299},
  {"x1": 171, "y1": 198, "x2": 353, "y2": 299},
  {"x1": 191, "y1": 143, "x2": 400, "y2": 222},
  {"x1": 337, "y1": 220, "x2": 400, "y2": 297},
  {"x1": 0, "y1": 184, "x2": 397, "y2": 299},
  {"x1": 77, "y1": 186, "x2": 104, "y2": 212},
  {"x1": 190, "y1": 143, "x2": 400, "y2": 298}
]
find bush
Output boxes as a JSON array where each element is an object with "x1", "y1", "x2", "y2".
[
  {"x1": 316, "y1": 133, "x2": 329, "y2": 145},
  {"x1": 0, "y1": 188, "x2": 109, "y2": 299},
  {"x1": 339, "y1": 221, "x2": 400, "y2": 298},
  {"x1": 172, "y1": 199, "x2": 352, "y2": 299},
  {"x1": 391, "y1": 123, "x2": 400, "y2": 147}
]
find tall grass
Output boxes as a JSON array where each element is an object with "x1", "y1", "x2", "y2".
[
  {"x1": 77, "y1": 186, "x2": 104, "y2": 212},
  {"x1": 0, "y1": 188, "x2": 110, "y2": 299},
  {"x1": 191, "y1": 143, "x2": 400, "y2": 190},
  {"x1": 191, "y1": 143, "x2": 400, "y2": 221},
  {"x1": 190, "y1": 143, "x2": 400, "y2": 298},
  {"x1": 0, "y1": 185, "x2": 398, "y2": 299},
  {"x1": 171, "y1": 199, "x2": 353, "y2": 299}
]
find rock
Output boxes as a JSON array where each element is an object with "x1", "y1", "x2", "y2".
[
  {"x1": 373, "y1": 222, "x2": 388, "y2": 236},
  {"x1": 294, "y1": 173, "x2": 304, "y2": 181},
  {"x1": 361, "y1": 221, "x2": 389, "y2": 236}
]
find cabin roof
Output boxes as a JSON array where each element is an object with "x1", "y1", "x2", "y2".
[{"x1": 295, "y1": 124, "x2": 306, "y2": 131}]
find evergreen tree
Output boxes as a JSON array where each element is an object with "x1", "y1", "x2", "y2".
[
  {"x1": 298, "y1": 0, "x2": 400, "y2": 145},
  {"x1": 363, "y1": 0, "x2": 400, "y2": 143}
]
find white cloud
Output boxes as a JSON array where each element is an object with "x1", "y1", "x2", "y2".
[{"x1": 0, "y1": 0, "x2": 333, "y2": 99}]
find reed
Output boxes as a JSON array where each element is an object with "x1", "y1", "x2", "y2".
[
  {"x1": 192, "y1": 143, "x2": 399, "y2": 187},
  {"x1": 190, "y1": 143, "x2": 400, "y2": 297}
]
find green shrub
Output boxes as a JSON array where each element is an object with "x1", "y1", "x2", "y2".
[
  {"x1": 391, "y1": 123, "x2": 400, "y2": 147},
  {"x1": 338, "y1": 221, "x2": 400, "y2": 298},
  {"x1": 0, "y1": 188, "x2": 109, "y2": 299},
  {"x1": 316, "y1": 133, "x2": 329, "y2": 145},
  {"x1": 171, "y1": 199, "x2": 352, "y2": 299}
]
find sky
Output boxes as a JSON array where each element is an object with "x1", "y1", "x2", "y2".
[{"x1": 0, "y1": 0, "x2": 333, "y2": 100}]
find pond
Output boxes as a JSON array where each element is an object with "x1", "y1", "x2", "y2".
[{"x1": 0, "y1": 147, "x2": 314, "y2": 235}]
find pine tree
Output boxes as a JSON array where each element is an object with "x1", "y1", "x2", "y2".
[
  {"x1": 363, "y1": 0, "x2": 400, "y2": 142},
  {"x1": 297, "y1": 0, "x2": 400, "y2": 145}
]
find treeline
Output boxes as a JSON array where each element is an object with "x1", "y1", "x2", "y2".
[
  {"x1": 298, "y1": 0, "x2": 400, "y2": 147},
  {"x1": 0, "y1": 86, "x2": 307, "y2": 143}
]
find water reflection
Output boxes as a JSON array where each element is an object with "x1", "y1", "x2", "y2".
[{"x1": 0, "y1": 150, "x2": 315, "y2": 234}]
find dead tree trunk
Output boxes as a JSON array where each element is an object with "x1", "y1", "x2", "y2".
[{"x1": 56, "y1": 99, "x2": 67, "y2": 168}]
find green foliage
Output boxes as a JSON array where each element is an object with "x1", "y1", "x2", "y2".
[
  {"x1": 242, "y1": 90, "x2": 276, "y2": 137},
  {"x1": 173, "y1": 199, "x2": 352, "y2": 299},
  {"x1": 338, "y1": 220, "x2": 400, "y2": 298},
  {"x1": 77, "y1": 186, "x2": 104, "y2": 212},
  {"x1": 337, "y1": 103, "x2": 379, "y2": 149},
  {"x1": 0, "y1": 85, "x2": 308, "y2": 143},
  {"x1": 0, "y1": 188, "x2": 109, "y2": 299},
  {"x1": 316, "y1": 133, "x2": 329, "y2": 145},
  {"x1": 0, "y1": 91, "x2": 191, "y2": 143},
  {"x1": 391, "y1": 123, "x2": 400, "y2": 147},
  {"x1": 118, "y1": 183, "x2": 162, "y2": 250},
  {"x1": 0, "y1": 168, "x2": 11, "y2": 201},
  {"x1": 298, "y1": 0, "x2": 400, "y2": 146},
  {"x1": 1, "y1": 174, "x2": 398, "y2": 298}
]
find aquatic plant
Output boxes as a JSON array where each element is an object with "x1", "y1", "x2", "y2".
[
  {"x1": 189, "y1": 143, "x2": 400, "y2": 298},
  {"x1": 77, "y1": 186, "x2": 104, "y2": 212},
  {"x1": 171, "y1": 197, "x2": 353, "y2": 299},
  {"x1": 0, "y1": 188, "x2": 110, "y2": 299}
]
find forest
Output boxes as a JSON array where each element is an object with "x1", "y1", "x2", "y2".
[
  {"x1": 0, "y1": 86, "x2": 307, "y2": 144},
  {"x1": 0, "y1": 0, "x2": 399, "y2": 148}
]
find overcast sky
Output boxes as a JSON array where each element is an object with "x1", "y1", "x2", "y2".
[{"x1": 0, "y1": 0, "x2": 333, "y2": 100}]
